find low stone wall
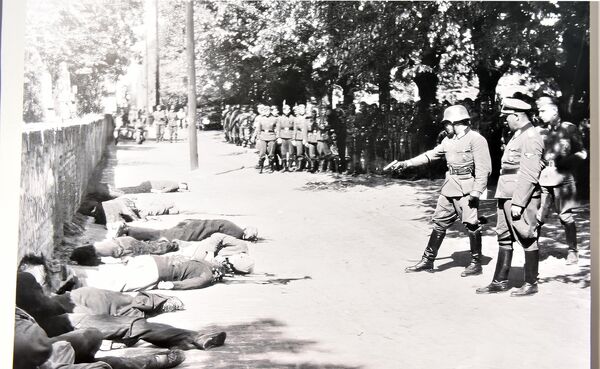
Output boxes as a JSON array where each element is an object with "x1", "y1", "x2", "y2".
[{"x1": 18, "y1": 115, "x2": 114, "y2": 262}]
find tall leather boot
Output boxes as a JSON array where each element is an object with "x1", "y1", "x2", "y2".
[
  {"x1": 298, "y1": 157, "x2": 306, "y2": 171},
  {"x1": 405, "y1": 229, "x2": 446, "y2": 273},
  {"x1": 461, "y1": 227, "x2": 483, "y2": 277},
  {"x1": 258, "y1": 157, "x2": 265, "y2": 174},
  {"x1": 511, "y1": 249, "x2": 539, "y2": 296},
  {"x1": 321, "y1": 158, "x2": 329, "y2": 172},
  {"x1": 311, "y1": 159, "x2": 319, "y2": 173},
  {"x1": 282, "y1": 158, "x2": 289, "y2": 172},
  {"x1": 564, "y1": 222, "x2": 578, "y2": 265},
  {"x1": 476, "y1": 248, "x2": 513, "y2": 294},
  {"x1": 268, "y1": 158, "x2": 276, "y2": 173}
]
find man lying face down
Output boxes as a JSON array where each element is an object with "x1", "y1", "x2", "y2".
[
  {"x1": 117, "y1": 218, "x2": 259, "y2": 243},
  {"x1": 15, "y1": 272, "x2": 226, "y2": 351}
]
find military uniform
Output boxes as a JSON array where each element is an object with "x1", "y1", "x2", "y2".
[
  {"x1": 306, "y1": 114, "x2": 320, "y2": 172},
  {"x1": 536, "y1": 117, "x2": 585, "y2": 263},
  {"x1": 152, "y1": 108, "x2": 166, "y2": 142},
  {"x1": 316, "y1": 111, "x2": 333, "y2": 171},
  {"x1": 401, "y1": 105, "x2": 491, "y2": 277},
  {"x1": 477, "y1": 98, "x2": 544, "y2": 296},
  {"x1": 167, "y1": 109, "x2": 178, "y2": 142},
  {"x1": 255, "y1": 113, "x2": 277, "y2": 173},
  {"x1": 240, "y1": 111, "x2": 255, "y2": 147},
  {"x1": 276, "y1": 112, "x2": 295, "y2": 171},
  {"x1": 292, "y1": 110, "x2": 309, "y2": 170}
]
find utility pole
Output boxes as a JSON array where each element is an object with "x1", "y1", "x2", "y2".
[
  {"x1": 186, "y1": 0, "x2": 199, "y2": 170},
  {"x1": 145, "y1": 0, "x2": 159, "y2": 110}
]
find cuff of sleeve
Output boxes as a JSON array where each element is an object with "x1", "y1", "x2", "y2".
[{"x1": 469, "y1": 191, "x2": 481, "y2": 197}]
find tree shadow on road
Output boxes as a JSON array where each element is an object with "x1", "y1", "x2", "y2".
[
  {"x1": 193, "y1": 318, "x2": 363, "y2": 369},
  {"x1": 297, "y1": 174, "x2": 440, "y2": 192}
]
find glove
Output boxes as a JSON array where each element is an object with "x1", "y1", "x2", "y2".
[
  {"x1": 510, "y1": 205, "x2": 523, "y2": 220},
  {"x1": 468, "y1": 195, "x2": 480, "y2": 208}
]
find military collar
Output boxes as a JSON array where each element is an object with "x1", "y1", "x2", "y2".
[
  {"x1": 453, "y1": 127, "x2": 470, "y2": 140},
  {"x1": 513, "y1": 123, "x2": 533, "y2": 138}
]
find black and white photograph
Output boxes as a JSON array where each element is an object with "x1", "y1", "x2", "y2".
[{"x1": 1, "y1": 1, "x2": 597, "y2": 368}]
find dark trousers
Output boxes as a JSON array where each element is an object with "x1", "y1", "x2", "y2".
[{"x1": 127, "y1": 219, "x2": 244, "y2": 242}]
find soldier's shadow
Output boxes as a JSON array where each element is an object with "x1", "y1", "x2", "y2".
[{"x1": 434, "y1": 251, "x2": 493, "y2": 272}]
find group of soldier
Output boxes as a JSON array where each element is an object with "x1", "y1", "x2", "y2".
[
  {"x1": 118, "y1": 104, "x2": 188, "y2": 143},
  {"x1": 221, "y1": 91, "x2": 587, "y2": 297},
  {"x1": 222, "y1": 102, "x2": 344, "y2": 173},
  {"x1": 390, "y1": 94, "x2": 587, "y2": 297}
]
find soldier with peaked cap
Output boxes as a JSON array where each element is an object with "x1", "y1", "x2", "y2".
[
  {"x1": 276, "y1": 103, "x2": 295, "y2": 171},
  {"x1": 534, "y1": 95, "x2": 587, "y2": 265},
  {"x1": 477, "y1": 97, "x2": 544, "y2": 296},
  {"x1": 253, "y1": 104, "x2": 277, "y2": 173},
  {"x1": 392, "y1": 104, "x2": 492, "y2": 277},
  {"x1": 315, "y1": 103, "x2": 334, "y2": 172},
  {"x1": 291, "y1": 104, "x2": 309, "y2": 171}
]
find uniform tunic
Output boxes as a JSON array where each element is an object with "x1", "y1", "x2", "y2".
[
  {"x1": 316, "y1": 114, "x2": 332, "y2": 157},
  {"x1": 306, "y1": 119, "x2": 319, "y2": 159},
  {"x1": 410, "y1": 128, "x2": 491, "y2": 229},
  {"x1": 255, "y1": 114, "x2": 277, "y2": 159},
  {"x1": 276, "y1": 114, "x2": 295, "y2": 158},
  {"x1": 292, "y1": 115, "x2": 309, "y2": 156},
  {"x1": 537, "y1": 121, "x2": 584, "y2": 223},
  {"x1": 494, "y1": 123, "x2": 544, "y2": 244}
]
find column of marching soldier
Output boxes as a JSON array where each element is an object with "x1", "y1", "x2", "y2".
[{"x1": 221, "y1": 94, "x2": 587, "y2": 297}]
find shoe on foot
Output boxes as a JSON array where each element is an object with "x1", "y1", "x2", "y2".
[
  {"x1": 510, "y1": 282, "x2": 538, "y2": 297},
  {"x1": 566, "y1": 250, "x2": 579, "y2": 265},
  {"x1": 194, "y1": 332, "x2": 226, "y2": 350},
  {"x1": 461, "y1": 262, "x2": 482, "y2": 277},
  {"x1": 476, "y1": 280, "x2": 509, "y2": 294},
  {"x1": 405, "y1": 258, "x2": 434, "y2": 273}
]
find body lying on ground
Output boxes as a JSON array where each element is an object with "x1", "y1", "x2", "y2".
[
  {"x1": 70, "y1": 237, "x2": 179, "y2": 266},
  {"x1": 120, "y1": 218, "x2": 258, "y2": 243},
  {"x1": 15, "y1": 272, "x2": 226, "y2": 352},
  {"x1": 15, "y1": 306, "x2": 186, "y2": 369},
  {"x1": 70, "y1": 254, "x2": 224, "y2": 291}
]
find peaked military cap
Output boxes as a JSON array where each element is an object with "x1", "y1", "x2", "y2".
[
  {"x1": 535, "y1": 96, "x2": 558, "y2": 108},
  {"x1": 501, "y1": 98, "x2": 531, "y2": 114}
]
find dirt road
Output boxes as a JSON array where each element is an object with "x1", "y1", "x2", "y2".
[{"x1": 98, "y1": 131, "x2": 590, "y2": 369}]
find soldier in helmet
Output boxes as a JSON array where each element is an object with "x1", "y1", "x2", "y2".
[
  {"x1": 534, "y1": 95, "x2": 587, "y2": 265},
  {"x1": 292, "y1": 104, "x2": 309, "y2": 171},
  {"x1": 276, "y1": 104, "x2": 295, "y2": 171},
  {"x1": 476, "y1": 98, "x2": 544, "y2": 296},
  {"x1": 392, "y1": 104, "x2": 492, "y2": 277}
]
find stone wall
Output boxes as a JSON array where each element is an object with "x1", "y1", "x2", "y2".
[{"x1": 18, "y1": 115, "x2": 114, "y2": 262}]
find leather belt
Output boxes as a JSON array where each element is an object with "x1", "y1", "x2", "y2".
[
  {"x1": 262, "y1": 130, "x2": 274, "y2": 133},
  {"x1": 448, "y1": 167, "x2": 473, "y2": 175},
  {"x1": 500, "y1": 168, "x2": 518, "y2": 175}
]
